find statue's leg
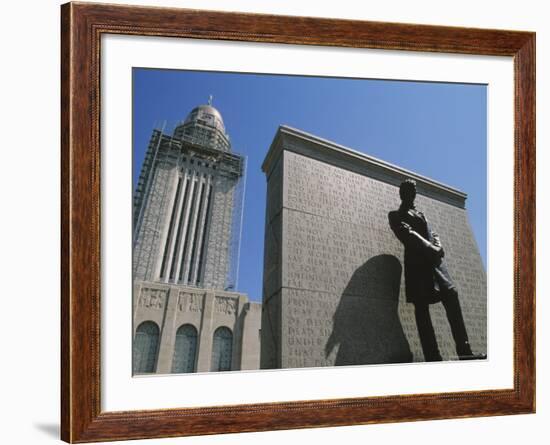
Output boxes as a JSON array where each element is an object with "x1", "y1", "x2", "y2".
[
  {"x1": 414, "y1": 303, "x2": 442, "y2": 361},
  {"x1": 441, "y1": 289, "x2": 473, "y2": 358}
]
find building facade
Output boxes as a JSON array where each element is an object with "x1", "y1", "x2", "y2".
[{"x1": 132, "y1": 102, "x2": 261, "y2": 375}]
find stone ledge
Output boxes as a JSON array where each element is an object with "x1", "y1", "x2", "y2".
[{"x1": 262, "y1": 125, "x2": 467, "y2": 209}]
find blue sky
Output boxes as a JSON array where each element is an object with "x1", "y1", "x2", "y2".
[{"x1": 133, "y1": 68, "x2": 487, "y2": 302}]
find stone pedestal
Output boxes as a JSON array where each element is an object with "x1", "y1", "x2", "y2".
[{"x1": 260, "y1": 126, "x2": 487, "y2": 369}]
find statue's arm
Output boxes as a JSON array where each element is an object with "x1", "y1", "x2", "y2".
[
  {"x1": 430, "y1": 231, "x2": 445, "y2": 258},
  {"x1": 425, "y1": 216, "x2": 445, "y2": 258},
  {"x1": 388, "y1": 212, "x2": 443, "y2": 259},
  {"x1": 388, "y1": 212, "x2": 420, "y2": 247},
  {"x1": 408, "y1": 229, "x2": 443, "y2": 258},
  {"x1": 388, "y1": 212, "x2": 410, "y2": 245}
]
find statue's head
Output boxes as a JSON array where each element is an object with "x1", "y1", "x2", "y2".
[{"x1": 399, "y1": 179, "x2": 417, "y2": 205}]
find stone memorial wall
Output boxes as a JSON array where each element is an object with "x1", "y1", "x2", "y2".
[{"x1": 260, "y1": 126, "x2": 487, "y2": 369}]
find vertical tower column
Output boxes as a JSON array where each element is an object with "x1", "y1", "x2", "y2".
[
  {"x1": 179, "y1": 173, "x2": 206, "y2": 284},
  {"x1": 172, "y1": 170, "x2": 197, "y2": 282},
  {"x1": 159, "y1": 167, "x2": 188, "y2": 282},
  {"x1": 189, "y1": 175, "x2": 213, "y2": 285},
  {"x1": 195, "y1": 180, "x2": 215, "y2": 286},
  {"x1": 154, "y1": 169, "x2": 184, "y2": 281}
]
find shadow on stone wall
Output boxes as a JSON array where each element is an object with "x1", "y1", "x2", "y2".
[{"x1": 325, "y1": 254, "x2": 412, "y2": 366}]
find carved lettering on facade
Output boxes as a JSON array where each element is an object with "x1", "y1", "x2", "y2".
[
  {"x1": 215, "y1": 296, "x2": 238, "y2": 315},
  {"x1": 138, "y1": 288, "x2": 166, "y2": 309},
  {"x1": 177, "y1": 292, "x2": 203, "y2": 312}
]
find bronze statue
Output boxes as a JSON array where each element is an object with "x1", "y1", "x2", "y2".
[{"x1": 388, "y1": 179, "x2": 479, "y2": 361}]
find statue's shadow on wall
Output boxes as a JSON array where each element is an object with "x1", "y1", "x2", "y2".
[{"x1": 325, "y1": 254, "x2": 413, "y2": 366}]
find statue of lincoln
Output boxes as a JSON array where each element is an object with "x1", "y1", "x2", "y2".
[{"x1": 388, "y1": 179, "x2": 479, "y2": 361}]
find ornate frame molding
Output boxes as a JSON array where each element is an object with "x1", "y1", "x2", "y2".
[{"x1": 61, "y1": 2, "x2": 535, "y2": 442}]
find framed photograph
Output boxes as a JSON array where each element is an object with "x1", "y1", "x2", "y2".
[{"x1": 61, "y1": 2, "x2": 535, "y2": 442}]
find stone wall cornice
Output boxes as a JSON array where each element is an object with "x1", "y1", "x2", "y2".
[{"x1": 262, "y1": 125, "x2": 467, "y2": 209}]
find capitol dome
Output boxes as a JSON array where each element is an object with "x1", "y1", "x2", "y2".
[
  {"x1": 184, "y1": 105, "x2": 226, "y2": 133},
  {"x1": 174, "y1": 100, "x2": 231, "y2": 152}
]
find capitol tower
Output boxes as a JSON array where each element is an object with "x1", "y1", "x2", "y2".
[{"x1": 132, "y1": 99, "x2": 261, "y2": 375}]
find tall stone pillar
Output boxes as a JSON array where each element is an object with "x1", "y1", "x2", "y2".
[
  {"x1": 195, "y1": 292, "x2": 215, "y2": 372},
  {"x1": 260, "y1": 126, "x2": 487, "y2": 369},
  {"x1": 155, "y1": 288, "x2": 178, "y2": 374}
]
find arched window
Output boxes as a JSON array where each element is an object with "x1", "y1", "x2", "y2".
[
  {"x1": 172, "y1": 324, "x2": 198, "y2": 373},
  {"x1": 210, "y1": 327, "x2": 233, "y2": 372},
  {"x1": 133, "y1": 321, "x2": 160, "y2": 374}
]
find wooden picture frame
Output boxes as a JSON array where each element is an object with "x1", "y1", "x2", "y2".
[{"x1": 61, "y1": 1, "x2": 535, "y2": 442}]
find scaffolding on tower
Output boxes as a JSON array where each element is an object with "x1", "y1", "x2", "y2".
[
  {"x1": 133, "y1": 117, "x2": 247, "y2": 292},
  {"x1": 225, "y1": 155, "x2": 246, "y2": 292}
]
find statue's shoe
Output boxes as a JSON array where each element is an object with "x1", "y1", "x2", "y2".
[{"x1": 458, "y1": 353, "x2": 487, "y2": 361}]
